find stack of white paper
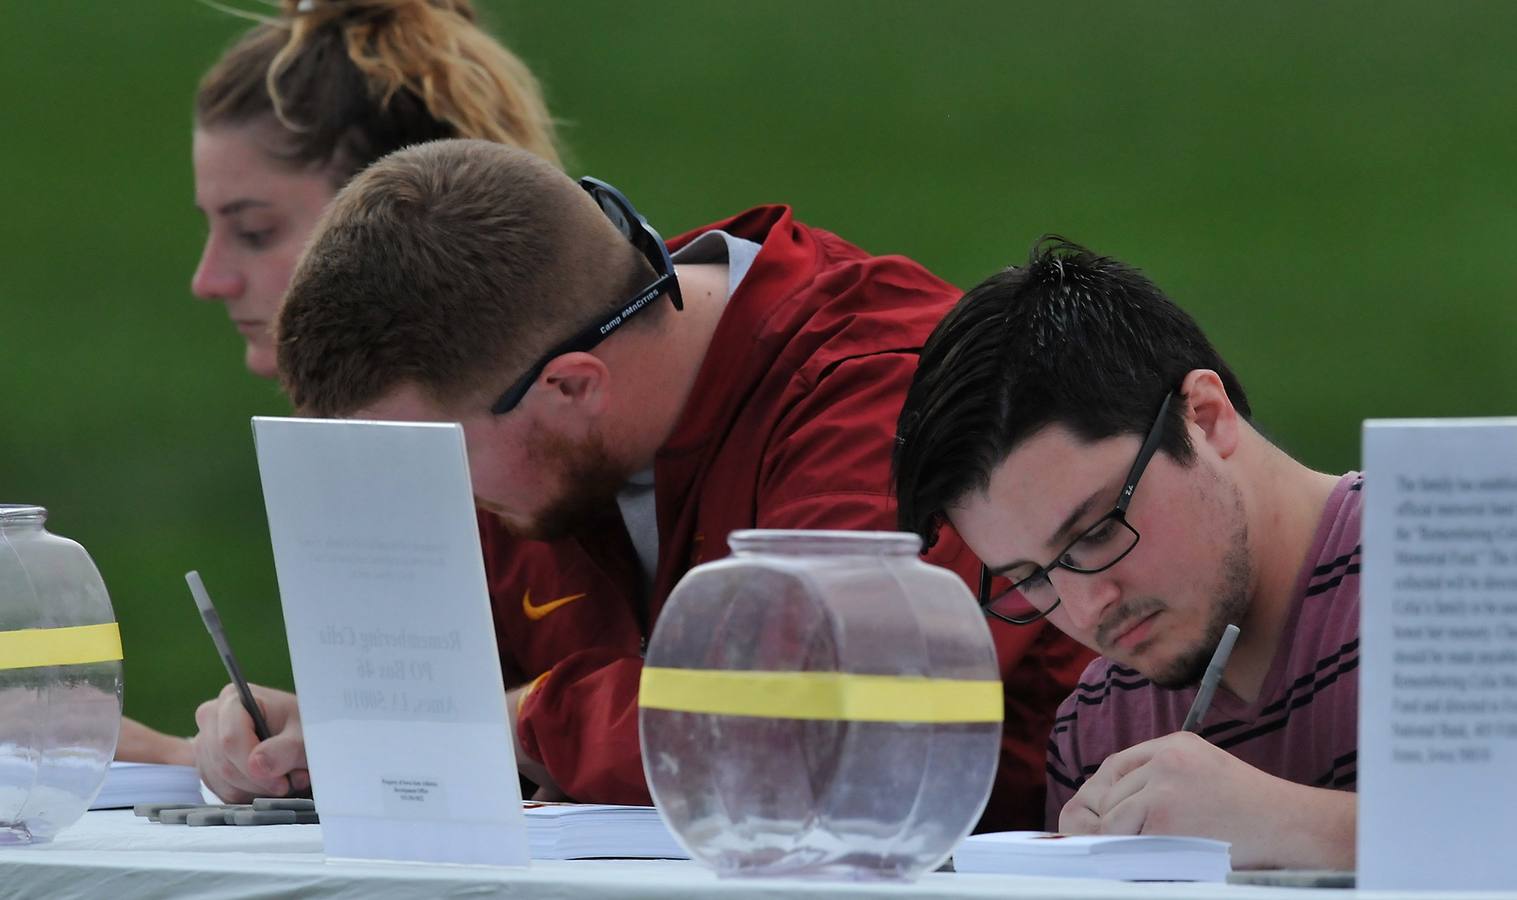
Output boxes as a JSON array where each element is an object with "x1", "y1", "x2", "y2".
[
  {"x1": 524, "y1": 803, "x2": 686, "y2": 860},
  {"x1": 954, "y1": 831, "x2": 1230, "y2": 881},
  {"x1": 90, "y1": 762, "x2": 206, "y2": 810}
]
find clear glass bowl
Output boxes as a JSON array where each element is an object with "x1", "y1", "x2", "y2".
[
  {"x1": 0, "y1": 505, "x2": 122, "y2": 844},
  {"x1": 640, "y1": 530, "x2": 1000, "y2": 880}
]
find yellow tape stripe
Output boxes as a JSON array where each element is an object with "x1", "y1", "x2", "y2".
[
  {"x1": 0, "y1": 623, "x2": 123, "y2": 671},
  {"x1": 639, "y1": 667, "x2": 1002, "y2": 723}
]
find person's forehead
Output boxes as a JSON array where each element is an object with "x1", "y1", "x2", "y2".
[
  {"x1": 193, "y1": 128, "x2": 275, "y2": 186},
  {"x1": 951, "y1": 423, "x2": 1137, "y2": 552},
  {"x1": 991, "y1": 424, "x2": 1133, "y2": 502},
  {"x1": 192, "y1": 126, "x2": 330, "y2": 208},
  {"x1": 350, "y1": 384, "x2": 451, "y2": 423},
  {"x1": 351, "y1": 384, "x2": 512, "y2": 440}
]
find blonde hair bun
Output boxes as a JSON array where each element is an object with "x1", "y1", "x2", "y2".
[{"x1": 197, "y1": 0, "x2": 560, "y2": 180}]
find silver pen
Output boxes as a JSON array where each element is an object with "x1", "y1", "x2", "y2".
[
  {"x1": 186, "y1": 570, "x2": 273, "y2": 742},
  {"x1": 1182, "y1": 623, "x2": 1240, "y2": 733}
]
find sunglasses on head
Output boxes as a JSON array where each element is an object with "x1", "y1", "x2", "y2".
[{"x1": 489, "y1": 177, "x2": 683, "y2": 415}]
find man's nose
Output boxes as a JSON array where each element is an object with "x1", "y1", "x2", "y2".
[{"x1": 1049, "y1": 567, "x2": 1122, "y2": 636}]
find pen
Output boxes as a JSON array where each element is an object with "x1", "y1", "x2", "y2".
[
  {"x1": 186, "y1": 570, "x2": 272, "y2": 742},
  {"x1": 1181, "y1": 623, "x2": 1240, "y2": 733}
]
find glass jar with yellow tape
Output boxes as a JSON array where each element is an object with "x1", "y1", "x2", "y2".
[
  {"x1": 0, "y1": 505, "x2": 123, "y2": 844},
  {"x1": 639, "y1": 530, "x2": 1000, "y2": 880}
]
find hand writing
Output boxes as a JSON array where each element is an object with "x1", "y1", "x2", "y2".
[{"x1": 193, "y1": 682, "x2": 309, "y2": 802}]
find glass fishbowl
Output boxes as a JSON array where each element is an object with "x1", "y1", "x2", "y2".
[
  {"x1": 0, "y1": 505, "x2": 122, "y2": 844},
  {"x1": 640, "y1": 530, "x2": 1001, "y2": 880}
]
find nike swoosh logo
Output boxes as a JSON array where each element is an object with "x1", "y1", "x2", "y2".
[{"x1": 522, "y1": 589, "x2": 588, "y2": 621}]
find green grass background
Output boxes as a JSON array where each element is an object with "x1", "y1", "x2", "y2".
[{"x1": 2, "y1": 1, "x2": 1514, "y2": 736}]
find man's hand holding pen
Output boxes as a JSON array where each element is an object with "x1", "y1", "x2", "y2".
[
  {"x1": 1058, "y1": 620, "x2": 1354, "y2": 869},
  {"x1": 1058, "y1": 730, "x2": 1321, "y2": 868}
]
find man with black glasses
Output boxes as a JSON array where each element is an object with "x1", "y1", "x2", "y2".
[
  {"x1": 193, "y1": 140, "x2": 1092, "y2": 828},
  {"x1": 893, "y1": 240, "x2": 1361, "y2": 869}
]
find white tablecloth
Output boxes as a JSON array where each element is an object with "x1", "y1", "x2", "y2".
[{"x1": 0, "y1": 811, "x2": 1507, "y2": 900}]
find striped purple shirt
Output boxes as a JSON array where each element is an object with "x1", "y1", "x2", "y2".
[{"x1": 1045, "y1": 473, "x2": 1363, "y2": 827}]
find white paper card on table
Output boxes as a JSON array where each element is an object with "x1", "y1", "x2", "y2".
[
  {"x1": 952, "y1": 831, "x2": 1230, "y2": 882},
  {"x1": 252, "y1": 416, "x2": 527, "y2": 867},
  {"x1": 1360, "y1": 418, "x2": 1517, "y2": 890}
]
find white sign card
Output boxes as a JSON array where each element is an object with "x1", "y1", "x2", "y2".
[
  {"x1": 1360, "y1": 418, "x2": 1517, "y2": 890},
  {"x1": 252, "y1": 417, "x2": 527, "y2": 866}
]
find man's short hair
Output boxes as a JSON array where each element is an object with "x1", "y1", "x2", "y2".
[
  {"x1": 893, "y1": 237, "x2": 1250, "y2": 541},
  {"x1": 278, "y1": 139, "x2": 649, "y2": 416}
]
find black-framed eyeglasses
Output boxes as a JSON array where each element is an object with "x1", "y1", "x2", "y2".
[
  {"x1": 489, "y1": 176, "x2": 684, "y2": 415},
  {"x1": 978, "y1": 391, "x2": 1176, "y2": 625}
]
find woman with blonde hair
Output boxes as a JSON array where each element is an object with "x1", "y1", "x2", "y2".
[
  {"x1": 190, "y1": 0, "x2": 560, "y2": 377},
  {"x1": 119, "y1": 0, "x2": 561, "y2": 793}
]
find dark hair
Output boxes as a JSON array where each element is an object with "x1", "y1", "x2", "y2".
[
  {"x1": 195, "y1": 0, "x2": 560, "y2": 183},
  {"x1": 893, "y1": 237, "x2": 1250, "y2": 541}
]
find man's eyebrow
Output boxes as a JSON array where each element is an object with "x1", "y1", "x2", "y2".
[
  {"x1": 985, "y1": 556, "x2": 1037, "y2": 578},
  {"x1": 1047, "y1": 488, "x2": 1106, "y2": 551}
]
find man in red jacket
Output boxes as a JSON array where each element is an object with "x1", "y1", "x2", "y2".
[{"x1": 193, "y1": 140, "x2": 1092, "y2": 829}]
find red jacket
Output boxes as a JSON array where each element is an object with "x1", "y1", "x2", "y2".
[{"x1": 482, "y1": 206, "x2": 1094, "y2": 830}]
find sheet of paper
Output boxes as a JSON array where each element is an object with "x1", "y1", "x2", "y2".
[
  {"x1": 252, "y1": 417, "x2": 527, "y2": 867},
  {"x1": 1360, "y1": 418, "x2": 1517, "y2": 890}
]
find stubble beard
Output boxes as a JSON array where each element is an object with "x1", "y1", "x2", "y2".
[
  {"x1": 506, "y1": 429, "x2": 630, "y2": 542},
  {"x1": 1148, "y1": 498, "x2": 1253, "y2": 690}
]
